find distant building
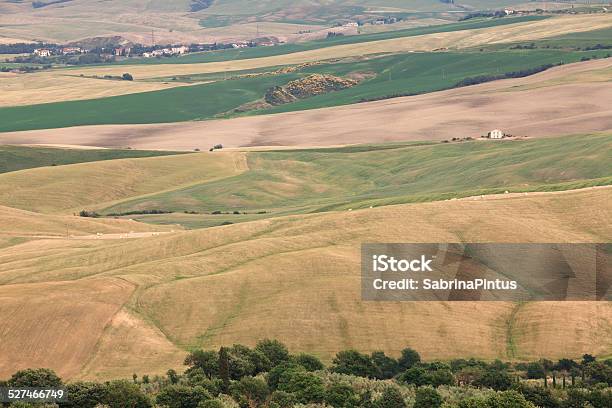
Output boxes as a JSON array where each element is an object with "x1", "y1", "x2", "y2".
[
  {"x1": 114, "y1": 47, "x2": 132, "y2": 56},
  {"x1": 33, "y1": 48, "x2": 52, "y2": 57},
  {"x1": 171, "y1": 46, "x2": 189, "y2": 55},
  {"x1": 62, "y1": 47, "x2": 83, "y2": 55},
  {"x1": 231, "y1": 42, "x2": 249, "y2": 49},
  {"x1": 488, "y1": 129, "x2": 505, "y2": 139}
]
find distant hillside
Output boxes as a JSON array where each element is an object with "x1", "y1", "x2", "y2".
[{"x1": 0, "y1": 0, "x2": 569, "y2": 44}]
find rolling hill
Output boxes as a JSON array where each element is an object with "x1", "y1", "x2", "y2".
[
  {"x1": 0, "y1": 1, "x2": 544, "y2": 44},
  {"x1": 0, "y1": 185, "x2": 609, "y2": 380},
  {"x1": 2, "y1": 58, "x2": 610, "y2": 150}
]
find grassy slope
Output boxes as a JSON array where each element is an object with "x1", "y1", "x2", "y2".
[
  {"x1": 99, "y1": 134, "x2": 612, "y2": 219},
  {"x1": 0, "y1": 145, "x2": 184, "y2": 174},
  {"x1": 1, "y1": 134, "x2": 608, "y2": 220},
  {"x1": 0, "y1": 187, "x2": 609, "y2": 379},
  {"x1": 0, "y1": 152, "x2": 247, "y2": 214},
  {"x1": 3, "y1": 48, "x2": 608, "y2": 132}
]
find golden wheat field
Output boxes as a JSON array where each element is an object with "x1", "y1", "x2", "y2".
[
  {"x1": 0, "y1": 185, "x2": 610, "y2": 380},
  {"x1": 0, "y1": 152, "x2": 247, "y2": 214}
]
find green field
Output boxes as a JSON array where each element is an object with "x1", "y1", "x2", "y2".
[
  {"x1": 2, "y1": 47, "x2": 607, "y2": 133},
  {"x1": 108, "y1": 16, "x2": 548, "y2": 66},
  {"x1": 101, "y1": 134, "x2": 612, "y2": 226},
  {"x1": 481, "y1": 27, "x2": 612, "y2": 52},
  {"x1": 0, "y1": 145, "x2": 183, "y2": 174}
]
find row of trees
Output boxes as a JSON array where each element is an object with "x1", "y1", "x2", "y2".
[{"x1": 1, "y1": 340, "x2": 610, "y2": 408}]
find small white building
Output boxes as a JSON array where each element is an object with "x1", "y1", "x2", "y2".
[
  {"x1": 488, "y1": 129, "x2": 505, "y2": 139},
  {"x1": 171, "y1": 46, "x2": 189, "y2": 55},
  {"x1": 33, "y1": 48, "x2": 52, "y2": 57}
]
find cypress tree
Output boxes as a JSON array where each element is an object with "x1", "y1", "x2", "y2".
[{"x1": 219, "y1": 347, "x2": 230, "y2": 393}]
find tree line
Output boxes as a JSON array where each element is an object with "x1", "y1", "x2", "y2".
[{"x1": 1, "y1": 339, "x2": 610, "y2": 407}]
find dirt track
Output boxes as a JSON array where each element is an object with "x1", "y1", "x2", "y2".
[{"x1": 1, "y1": 59, "x2": 611, "y2": 150}]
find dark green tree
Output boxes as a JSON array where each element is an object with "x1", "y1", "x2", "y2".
[
  {"x1": 331, "y1": 350, "x2": 379, "y2": 378},
  {"x1": 8, "y1": 368, "x2": 62, "y2": 387},
  {"x1": 255, "y1": 339, "x2": 290, "y2": 368},
  {"x1": 325, "y1": 383, "x2": 359, "y2": 408},
  {"x1": 398, "y1": 348, "x2": 421, "y2": 370},
  {"x1": 414, "y1": 387, "x2": 443, "y2": 408},
  {"x1": 218, "y1": 347, "x2": 230, "y2": 393},
  {"x1": 167, "y1": 368, "x2": 179, "y2": 384},
  {"x1": 155, "y1": 385, "x2": 211, "y2": 408},
  {"x1": 185, "y1": 350, "x2": 219, "y2": 379},
  {"x1": 231, "y1": 376, "x2": 269, "y2": 407},
  {"x1": 375, "y1": 387, "x2": 406, "y2": 408},
  {"x1": 473, "y1": 369, "x2": 514, "y2": 391},
  {"x1": 370, "y1": 351, "x2": 399, "y2": 379},
  {"x1": 397, "y1": 366, "x2": 431, "y2": 386},
  {"x1": 103, "y1": 380, "x2": 152, "y2": 408},
  {"x1": 269, "y1": 390, "x2": 297, "y2": 408},
  {"x1": 293, "y1": 353, "x2": 324, "y2": 371},
  {"x1": 62, "y1": 381, "x2": 107, "y2": 408},
  {"x1": 276, "y1": 369, "x2": 325, "y2": 404}
]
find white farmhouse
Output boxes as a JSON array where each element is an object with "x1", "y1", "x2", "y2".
[
  {"x1": 488, "y1": 129, "x2": 505, "y2": 139},
  {"x1": 33, "y1": 48, "x2": 52, "y2": 57},
  {"x1": 171, "y1": 46, "x2": 189, "y2": 55}
]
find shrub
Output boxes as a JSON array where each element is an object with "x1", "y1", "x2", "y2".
[
  {"x1": 473, "y1": 369, "x2": 514, "y2": 391},
  {"x1": 79, "y1": 210, "x2": 100, "y2": 218},
  {"x1": 63, "y1": 381, "x2": 107, "y2": 408},
  {"x1": 198, "y1": 399, "x2": 225, "y2": 408},
  {"x1": 397, "y1": 366, "x2": 430, "y2": 386},
  {"x1": 325, "y1": 383, "x2": 359, "y2": 408},
  {"x1": 513, "y1": 383, "x2": 560, "y2": 408},
  {"x1": 122, "y1": 73, "x2": 134, "y2": 80},
  {"x1": 414, "y1": 387, "x2": 443, "y2": 408},
  {"x1": 103, "y1": 380, "x2": 152, "y2": 408},
  {"x1": 269, "y1": 390, "x2": 297, "y2": 408},
  {"x1": 486, "y1": 390, "x2": 536, "y2": 408},
  {"x1": 331, "y1": 350, "x2": 379, "y2": 378},
  {"x1": 375, "y1": 386, "x2": 406, "y2": 408},
  {"x1": 277, "y1": 369, "x2": 325, "y2": 404},
  {"x1": 231, "y1": 376, "x2": 269, "y2": 407},
  {"x1": 294, "y1": 353, "x2": 324, "y2": 371},
  {"x1": 156, "y1": 385, "x2": 211, "y2": 408}
]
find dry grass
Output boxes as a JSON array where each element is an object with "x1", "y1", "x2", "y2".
[
  {"x1": 0, "y1": 72, "x2": 183, "y2": 108},
  {"x1": 0, "y1": 187, "x2": 609, "y2": 379},
  {"x1": 3, "y1": 59, "x2": 610, "y2": 150},
  {"x1": 0, "y1": 152, "x2": 247, "y2": 214},
  {"x1": 0, "y1": 277, "x2": 135, "y2": 379},
  {"x1": 0, "y1": 205, "x2": 174, "y2": 238}
]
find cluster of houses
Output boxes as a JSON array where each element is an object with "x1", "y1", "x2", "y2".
[
  {"x1": 142, "y1": 45, "x2": 189, "y2": 58},
  {"x1": 33, "y1": 46, "x2": 85, "y2": 57}
]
